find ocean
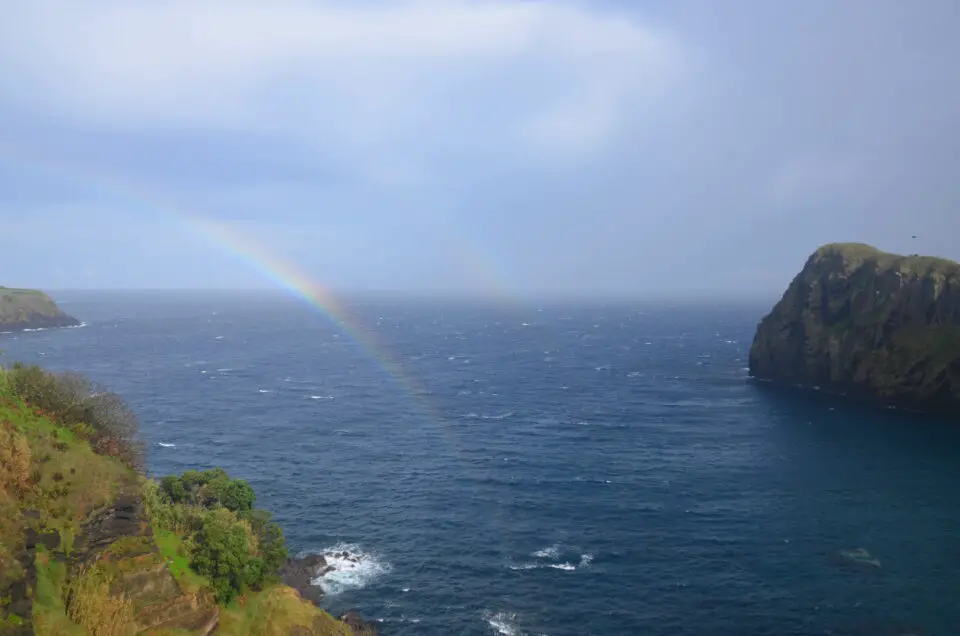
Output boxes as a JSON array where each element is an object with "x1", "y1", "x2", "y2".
[{"x1": 4, "y1": 291, "x2": 960, "y2": 636}]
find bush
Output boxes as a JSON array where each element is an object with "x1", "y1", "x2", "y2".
[
  {"x1": 160, "y1": 468, "x2": 255, "y2": 513},
  {"x1": 148, "y1": 469, "x2": 289, "y2": 604},
  {"x1": 5, "y1": 364, "x2": 145, "y2": 472},
  {"x1": 190, "y1": 509, "x2": 264, "y2": 604}
]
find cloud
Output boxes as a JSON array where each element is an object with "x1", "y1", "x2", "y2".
[{"x1": 0, "y1": 0, "x2": 683, "y2": 163}]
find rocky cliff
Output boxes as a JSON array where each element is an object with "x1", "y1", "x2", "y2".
[
  {"x1": 748, "y1": 243, "x2": 960, "y2": 415},
  {"x1": 0, "y1": 288, "x2": 79, "y2": 331},
  {"x1": 0, "y1": 365, "x2": 375, "y2": 635}
]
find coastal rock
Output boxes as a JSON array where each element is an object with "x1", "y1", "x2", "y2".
[
  {"x1": 280, "y1": 554, "x2": 328, "y2": 605},
  {"x1": 749, "y1": 243, "x2": 960, "y2": 415},
  {"x1": 280, "y1": 551, "x2": 377, "y2": 633},
  {"x1": 340, "y1": 610, "x2": 379, "y2": 635},
  {"x1": 0, "y1": 287, "x2": 80, "y2": 332}
]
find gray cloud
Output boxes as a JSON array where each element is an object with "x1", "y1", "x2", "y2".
[{"x1": 2, "y1": 0, "x2": 958, "y2": 296}]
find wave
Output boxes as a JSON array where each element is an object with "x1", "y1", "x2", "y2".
[
  {"x1": 484, "y1": 610, "x2": 521, "y2": 636},
  {"x1": 307, "y1": 543, "x2": 391, "y2": 596},
  {"x1": 462, "y1": 412, "x2": 514, "y2": 421},
  {"x1": 532, "y1": 544, "x2": 559, "y2": 559},
  {"x1": 509, "y1": 544, "x2": 593, "y2": 572},
  {"x1": 158, "y1": 442, "x2": 176, "y2": 448}
]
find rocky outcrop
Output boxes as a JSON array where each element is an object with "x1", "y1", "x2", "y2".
[
  {"x1": 281, "y1": 552, "x2": 378, "y2": 634},
  {"x1": 0, "y1": 287, "x2": 80, "y2": 332},
  {"x1": 749, "y1": 243, "x2": 960, "y2": 414}
]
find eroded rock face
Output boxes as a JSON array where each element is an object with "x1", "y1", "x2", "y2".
[{"x1": 749, "y1": 243, "x2": 960, "y2": 415}]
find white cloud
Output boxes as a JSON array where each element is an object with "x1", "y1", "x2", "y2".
[{"x1": 0, "y1": 0, "x2": 684, "y2": 162}]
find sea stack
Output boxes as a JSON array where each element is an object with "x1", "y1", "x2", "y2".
[
  {"x1": 748, "y1": 243, "x2": 960, "y2": 415},
  {"x1": 0, "y1": 287, "x2": 80, "y2": 331}
]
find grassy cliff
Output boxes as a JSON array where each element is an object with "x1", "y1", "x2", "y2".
[
  {"x1": 0, "y1": 364, "x2": 363, "y2": 635},
  {"x1": 0, "y1": 288, "x2": 80, "y2": 331},
  {"x1": 748, "y1": 243, "x2": 960, "y2": 414}
]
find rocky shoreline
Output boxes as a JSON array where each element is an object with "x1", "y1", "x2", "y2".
[
  {"x1": 1, "y1": 313, "x2": 82, "y2": 332},
  {"x1": 281, "y1": 552, "x2": 379, "y2": 634}
]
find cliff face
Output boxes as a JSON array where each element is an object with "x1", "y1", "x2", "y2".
[
  {"x1": 0, "y1": 288, "x2": 79, "y2": 331},
  {"x1": 748, "y1": 243, "x2": 960, "y2": 415}
]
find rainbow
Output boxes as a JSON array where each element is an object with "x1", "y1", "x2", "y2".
[
  {"x1": 1, "y1": 141, "x2": 529, "y2": 548},
  {"x1": 0, "y1": 141, "x2": 517, "y2": 398}
]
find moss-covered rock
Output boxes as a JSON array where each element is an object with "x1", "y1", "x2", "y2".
[
  {"x1": 0, "y1": 288, "x2": 79, "y2": 332},
  {"x1": 748, "y1": 243, "x2": 960, "y2": 414}
]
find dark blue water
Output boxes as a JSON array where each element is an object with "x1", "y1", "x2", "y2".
[{"x1": 4, "y1": 292, "x2": 960, "y2": 636}]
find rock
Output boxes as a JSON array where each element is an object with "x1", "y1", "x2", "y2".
[
  {"x1": 749, "y1": 243, "x2": 960, "y2": 415},
  {"x1": 280, "y1": 555, "x2": 327, "y2": 606},
  {"x1": 340, "y1": 610, "x2": 379, "y2": 635}
]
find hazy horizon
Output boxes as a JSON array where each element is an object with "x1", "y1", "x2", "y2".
[{"x1": 4, "y1": 0, "x2": 959, "y2": 296}]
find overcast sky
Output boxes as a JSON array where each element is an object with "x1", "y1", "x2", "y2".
[{"x1": 2, "y1": 0, "x2": 958, "y2": 297}]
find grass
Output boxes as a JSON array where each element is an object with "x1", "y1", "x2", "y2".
[
  {"x1": 154, "y1": 530, "x2": 210, "y2": 594},
  {"x1": 33, "y1": 547, "x2": 85, "y2": 636},
  {"x1": 814, "y1": 242, "x2": 960, "y2": 279},
  {"x1": 216, "y1": 585, "x2": 354, "y2": 636}
]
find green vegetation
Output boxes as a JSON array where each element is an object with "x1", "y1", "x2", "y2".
[
  {"x1": 147, "y1": 468, "x2": 288, "y2": 604},
  {"x1": 813, "y1": 242, "x2": 960, "y2": 279},
  {"x1": 0, "y1": 364, "x2": 363, "y2": 635},
  {"x1": 0, "y1": 288, "x2": 78, "y2": 330}
]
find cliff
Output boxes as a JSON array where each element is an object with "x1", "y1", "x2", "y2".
[
  {"x1": 0, "y1": 288, "x2": 80, "y2": 331},
  {"x1": 0, "y1": 364, "x2": 375, "y2": 635},
  {"x1": 748, "y1": 243, "x2": 960, "y2": 415}
]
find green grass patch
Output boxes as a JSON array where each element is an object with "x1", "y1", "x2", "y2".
[
  {"x1": 33, "y1": 547, "x2": 84, "y2": 636},
  {"x1": 155, "y1": 530, "x2": 210, "y2": 594},
  {"x1": 217, "y1": 585, "x2": 353, "y2": 636}
]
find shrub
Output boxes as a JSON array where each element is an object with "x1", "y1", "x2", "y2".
[
  {"x1": 190, "y1": 509, "x2": 263, "y2": 604},
  {"x1": 161, "y1": 469, "x2": 255, "y2": 513},
  {"x1": 5, "y1": 364, "x2": 145, "y2": 472}
]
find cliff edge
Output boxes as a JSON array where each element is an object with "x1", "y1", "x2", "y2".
[
  {"x1": 748, "y1": 243, "x2": 960, "y2": 415},
  {"x1": 0, "y1": 288, "x2": 80, "y2": 331}
]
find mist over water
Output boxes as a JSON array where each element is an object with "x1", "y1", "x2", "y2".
[{"x1": 4, "y1": 291, "x2": 960, "y2": 635}]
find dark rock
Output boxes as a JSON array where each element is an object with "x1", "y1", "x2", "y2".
[
  {"x1": 749, "y1": 243, "x2": 960, "y2": 415},
  {"x1": 279, "y1": 555, "x2": 327, "y2": 606},
  {"x1": 73, "y1": 489, "x2": 150, "y2": 563},
  {"x1": 340, "y1": 610, "x2": 379, "y2": 635}
]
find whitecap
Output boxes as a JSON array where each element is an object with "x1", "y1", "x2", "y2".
[
  {"x1": 258, "y1": 389, "x2": 271, "y2": 394},
  {"x1": 158, "y1": 442, "x2": 176, "y2": 448},
  {"x1": 215, "y1": 336, "x2": 224, "y2": 340},
  {"x1": 217, "y1": 368, "x2": 233, "y2": 373},
  {"x1": 308, "y1": 543, "x2": 391, "y2": 595},
  {"x1": 462, "y1": 412, "x2": 514, "y2": 421},
  {"x1": 532, "y1": 544, "x2": 560, "y2": 559},
  {"x1": 484, "y1": 610, "x2": 521, "y2": 636},
  {"x1": 310, "y1": 395, "x2": 334, "y2": 400}
]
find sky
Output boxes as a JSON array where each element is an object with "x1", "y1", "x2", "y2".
[{"x1": 2, "y1": 0, "x2": 959, "y2": 297}]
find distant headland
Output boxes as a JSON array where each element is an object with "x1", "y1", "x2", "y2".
[
  {"x1": 749, "y1": 243, "x2": 960, "y2": 416},
  {"x1": 0, "y1": 287, "x2": 80, "y2": 332}
]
